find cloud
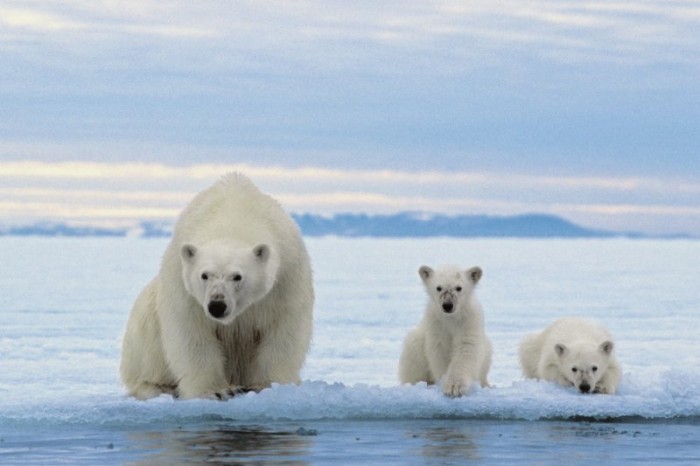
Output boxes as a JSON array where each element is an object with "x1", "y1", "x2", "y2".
[
  {"x1": 1, "y1": 161, "x2": 698, "y2": 235},
  {"x1": 2, "y1": 160, "x2": 696, "y2": 194},
  {"x1": 3, "y1": 1, "x2": 698, "y2": 71},
  {"x1": 0, "y1": 6, "x2": 83, "y2": 31},
  {"x1": 0, "y1": 2, "x2": 215, "y2": 38},
  {"x1": 0, "y1": 2, "x2": 697, "y2": 237}
]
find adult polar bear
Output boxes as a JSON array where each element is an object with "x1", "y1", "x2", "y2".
[{"x1": 120, "y1": 173, "x2": 314, "y2": 400}]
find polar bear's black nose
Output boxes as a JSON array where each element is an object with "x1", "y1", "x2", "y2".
[
  {"x1": 208, "y1": 300, "x2": 227, "y2": 318},
  {"x1": 579, "y1": 382, "x2": 591, "y2": 393},
  {"x1": 442, "y1": 302, "x2": 454, "y2": 313}
]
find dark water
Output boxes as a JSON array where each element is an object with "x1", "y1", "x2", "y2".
[{"x1": 2, "y1": 418, "x2": 699, "y2": 465}]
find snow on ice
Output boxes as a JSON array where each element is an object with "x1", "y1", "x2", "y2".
[{"x1": 0, "y1": 237, "x2": 698, "y2": 428}]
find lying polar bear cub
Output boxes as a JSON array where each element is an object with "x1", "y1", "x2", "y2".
[
  {"x1": 519, "y1": 317, "x2": 622, "y2": 394},
  {"x1": 399, "y1": 264, "x2": 492, "y2": 397}
]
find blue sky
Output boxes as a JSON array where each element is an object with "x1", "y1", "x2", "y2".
[{"x1": 1, "y1": 1, "x2": 699, "y2": 235}]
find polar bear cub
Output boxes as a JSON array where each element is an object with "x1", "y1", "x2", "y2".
[
  {"x1": 399, "y1": 265, "x2": 492, "y2": 397},
  {"x1": 120, "y1": 173, "x2": 314, "y2": 400},
  {"x1": 519, "y1": 317, "x2": 621, "y2": 394}
]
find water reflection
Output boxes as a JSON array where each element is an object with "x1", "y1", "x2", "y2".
[
  {"x1": 117, "y1": 419, "x2": 698, "y2": 464},
  {"x1": 128, "y1": 424, "x2": 315, "y2": 465},
  {"x1": 406, "y1": 422, "x2": 481, "y2": 461}
]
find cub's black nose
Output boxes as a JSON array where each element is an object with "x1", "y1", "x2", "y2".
[
  {"x1": 208, "y1": 300, "x2": 227, "y2": 318},
  {"x1": 442, "y1": 302, "x2": 454, "y2": 313},
  {"x1": 579, "y1": 382, "x2": 591, "y2": 393}
]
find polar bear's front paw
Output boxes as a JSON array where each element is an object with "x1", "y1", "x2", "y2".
[
  {"x1": 212, "y1": 385, "x2": 249, "y2": 401},
  {"x1": 593, "y1": 383, "x2": 614, "y2": 395},
  {"x1": 443, "y1": 377, "x2": 470, "y2": 398}
]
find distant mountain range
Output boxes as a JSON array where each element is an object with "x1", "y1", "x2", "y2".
[
  {"x1": 292, "y1": 212, "x2": 618, "y2": 238},
  {"x1": 0, "y1": 212, "x2": 670, "y2": 239}
]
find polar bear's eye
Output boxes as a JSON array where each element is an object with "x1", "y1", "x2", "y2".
[
  {"x1": 232, "y1": 274, "x2": 243, "y2": 282},
  {"x1": 592, "y1": 366, "x2": 598, "y2": 372},
  {"x1": 201, "y1": 273, "x2": 209, "y2": 280},
  {"x1": 436, "y1": 286, "x2": 442, "y2": 292},
  {"x1": 455, "y1": 286, "x2": 462, "y2": 292},
  {"x1": 571, "y1": 367, "x2": 577, "y2": 373}
]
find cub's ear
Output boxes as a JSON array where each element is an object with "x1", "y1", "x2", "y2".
[
  {"x1": 467, "y1": 266, "x2": 483, "y2": 284},
  {"x1": 180, "y1": 244, "x2": 198, "y2": 263},
  {"x1": 554, "y1": 343, "x2": 568, "y2": 357},
  {"x1": 600, "y1": 341, "x2": 614, "y2": 355},
  {"x1": 253, "y1": 244, "x2": 270, "y2": 263},
  {"x1": 418, "y1": 266, "x2": 433, "y2": 282}
]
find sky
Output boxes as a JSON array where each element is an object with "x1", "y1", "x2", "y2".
[{"x1": 0, "y1": 1, "x2": 698, "y2": 235}]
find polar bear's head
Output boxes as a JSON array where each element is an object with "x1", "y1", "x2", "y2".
[
  {"x1": 180, "y1": 241, "x2": 277, "y2": 324},
  {"x1": 419, "y1": 265, "x2": 482, "y2": 314},
  {"x1": 555, "y1": 341, "x2": 614, "y2": 394}
]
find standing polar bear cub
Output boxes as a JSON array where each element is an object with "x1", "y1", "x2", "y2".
[
  {"x1": 120, "y1": 173, "x2": 314, "y2": 400},
  {"x1": 399, "y1": 265, "x2": 492, "y2": 397},
  {"x1": 519, "y1": 317, "x2": 621, "y2": 394}
]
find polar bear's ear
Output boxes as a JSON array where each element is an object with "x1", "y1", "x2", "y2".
[
  {"x1": 554, "y1": 343, "x2": 568, "y2": 357},
  {"x1": 418, "y1": 266, "x2": 433, "y2": 281},
  {"x1": 467, "y1": 266, "x2": 483, "y2": 284},
  {"x1": 181, "y1": 244, "x2": 198, "y2": 263},
  {"x1": 599, "y1": 341, "x2": 614, "y2": 355},
  {"x1": 253, "y1": 244, "x2": 270, "y2": 263}
]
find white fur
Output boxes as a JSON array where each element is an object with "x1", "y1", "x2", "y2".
[
  {"x1": 519, "y1": 317, "x2": 622, "y2": 394},
  {"x1": 120, "y1": 173, "x2": 314, "y2": 400},
  {"x1": 399, "y1": 265, "x2": 492, "y2": 397}
]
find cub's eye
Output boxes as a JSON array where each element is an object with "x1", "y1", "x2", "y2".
[
  {"x1": 592, "y1": 366, "x2": 598, "y2": 372},
  {"x1": 436, "y1": 286, "x2": 442, "y2": 292},
  {"x1": 201, "y1": 273, "x2": 208, "y2": 280},
  {"x1": 455, "y1": 286, "x2": 462, "y2": 292},
  {"x1": 233, "y1": 274, "x2": 242, "y2": 282},
  {"x1": 571, "y1": 367, "x2": 578, "y2": 373}
]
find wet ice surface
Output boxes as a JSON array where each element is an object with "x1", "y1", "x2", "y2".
[{"x1": 0, "y1": 237, "x2": 698, "y2": 464}]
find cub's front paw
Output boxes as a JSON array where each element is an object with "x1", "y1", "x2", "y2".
[{"x1": 593, "y1": 384, "x2": 615, "y2": 395}]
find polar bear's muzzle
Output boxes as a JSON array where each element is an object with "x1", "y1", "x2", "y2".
[
  {"x1": 207, "y1": 299, "x2": 228, "y2": 319},
  {"x1": 439, "y1": 290, "x2": 456, "y2": 313}
]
